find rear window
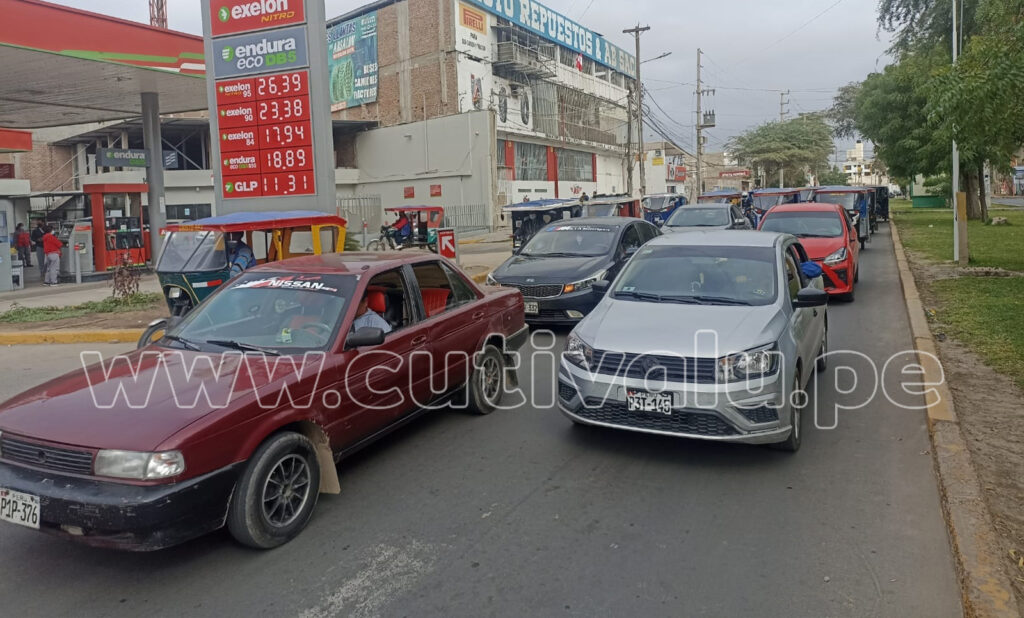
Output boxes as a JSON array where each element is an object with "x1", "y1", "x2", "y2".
[{"x1": 760, "y1": 211, "x2": 845, "y2": 238}]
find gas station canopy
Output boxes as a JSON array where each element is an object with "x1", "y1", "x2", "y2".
[{"x1": 0, "y1": 0, "x2": 207, "y2": 129}]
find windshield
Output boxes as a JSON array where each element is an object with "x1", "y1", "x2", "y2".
[
  {"x1": 752, "y1": 194, "x2": 793, "y2": 210},
  {"x1": 643, "y1": 196, "x2": 672, "y2": 212},
  {"x1": 157, "y1": 231, "x2": 229, "y2": 273},
  {"x1": 760, "y1": 211, "x2": 845, "y2": 238},
  {"x1": 815, "y1": 192, "x2": 858, "y2": 210},
  {"x1": 697, "y1": 196, "x2": 732, "y2": 204},
  {"x1": 612, "y1": 245, "x2": 777, "y2": 306},
  {"x1": 520, "y1": 224, "x2": 616, "y2": 257},
  {"x1": 664, "y1": 207, "x2": 731, "y2": 228},
  {"x1": 169, "y1": 273, "x2": 356, "y2": 351}
]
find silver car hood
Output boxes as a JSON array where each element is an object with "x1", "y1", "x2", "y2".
[{"x1": 576, "y1": 297, "x2": 785, "y2": 357}]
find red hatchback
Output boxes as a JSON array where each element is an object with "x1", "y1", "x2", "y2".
[
  {"x1": 759, "y1": 203, "x2": 860, "y2": 300},
  {"x1": 0, "y1": 253, "x2": 526, "y2": 550}
]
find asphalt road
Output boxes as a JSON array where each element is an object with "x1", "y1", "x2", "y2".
[{"x1": 0, "y1": 225, "x2": 961, "y2": 617}]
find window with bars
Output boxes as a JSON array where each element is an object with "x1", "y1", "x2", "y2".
[
  {"x1": 557, "y1": 149, "x2": 594, "y2": 182},
  {"x1": 515, "y1": 142, "x2": 548, "y2": 181}
]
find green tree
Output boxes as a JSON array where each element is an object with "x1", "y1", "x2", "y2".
[
  {"x1": 827, "y1": 82, "x2": 862, "y2": 139},
  {"x1": 727, "y1": 114, "x2": 834, "y2": 188},
  {"x1": 818, "y1": 166, "x2": 849, "y2": 186}
]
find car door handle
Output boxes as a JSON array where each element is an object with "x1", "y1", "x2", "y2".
[
  {"x1": 813, "y1": 309, "x2": 818, "y2": 317},
  {"x1": 472, "y1": 311, "x2": 485, "y2": 320},
  {"x1": 412, "y1": 335, "x2": 427, "y2": 345}
]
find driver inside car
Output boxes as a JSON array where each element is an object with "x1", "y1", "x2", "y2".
[{"x1": 352, "y1": 289, "x2": 392, "y2": 334}]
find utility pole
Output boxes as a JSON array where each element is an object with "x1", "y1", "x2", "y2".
[
  {"x1": 623, "y1": 25, "x2": 650, "y2": 197},
  {"x1": 625, "y1": 83, "x2": 634, "y2": 196},
  {"x1": 779, "y1": 90, "x2": 790, "y2": 187},
  {"x1": 695, "y1": 49, "x2": 715, "y2": 199},
  {"x1": 951, "y1": 0, "x2": 967, "y2": 265}
]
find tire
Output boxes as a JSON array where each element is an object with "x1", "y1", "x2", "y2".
[
  {"x1": 816, "y1": 321, "x2": 828, "y2": 373},
  {"x1": 854, "y1": 266, "x2": 860, "y2": 283},
  {"x1": 137, "y1": 319, "x2": 168, "y2": 349},
  {"x1": 842, "y1": 285, "x2": 855, "y2": 302},
  {"x1": 468, "y1": 344, "x2": 505, "y2": 415},
  {"x1": 771, "y1": 372, "x2": 804, "y2": 452},
  {"x1": 365, "y1": 239, "x2": 381, "y2": 252},
  {"x1": 227, "y1": 432, "x2": 321, "y2": 549}
]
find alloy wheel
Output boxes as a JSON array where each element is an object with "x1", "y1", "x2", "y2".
[{"x1": 261, "y1": 454, "x2": 312, "y2": 528}]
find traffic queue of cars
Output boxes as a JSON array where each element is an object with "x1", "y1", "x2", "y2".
[{"x1": 0, "y1": 188, "x2": 884, "y2": 551}]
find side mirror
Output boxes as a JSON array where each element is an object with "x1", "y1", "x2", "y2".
[
  {"x1": 793, "y1": 287, "x2": 829, "y2": 308},
  {"x1": 345, "y1": 327, "x2": 385, "y2": 349},
  {"x1": 624, "y1": 246, "x2": 639, "y2": 258},
  {"x1": 592, "y1": 280, "x2": 610, "y2": 295}
]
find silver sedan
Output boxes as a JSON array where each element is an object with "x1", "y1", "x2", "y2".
[{"x1": 557, "y1": 230, "x2": 828, "y2": 452}]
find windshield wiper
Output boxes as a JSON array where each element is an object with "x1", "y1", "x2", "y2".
[
  {"x1": 163, "y1": 334, "x2": 200, "y2": 351},
  {"x1": 795, "y1": 233, "x2": 837, "y2": 238},
  {"x1": 525, "y1": 252, "x2": 589, "y2": 258},
  {"x1": 613, "y1": 290, "x2": 668, "y2": 302},
  {"x1": 205, "y1": 339, "x2": 281, "y2": 356},
  {"x1": 686, "y1": 295, "x2": 752, "y2": 306}
]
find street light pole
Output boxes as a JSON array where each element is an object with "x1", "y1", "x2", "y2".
[
  {"x1": 951, "y1": 0, "x2": 964, "y2": 264},
  {"x1": 624, "y1": 24, "x2": 650, "y2": 198}
]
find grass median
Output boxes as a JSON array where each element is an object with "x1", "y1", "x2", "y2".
[
  {"x1": 0, "y1": 293, "x2": 163, "y2": 324},
  {"x1": 892, "y1": 199, "x2": 1024, "y2": 387}
]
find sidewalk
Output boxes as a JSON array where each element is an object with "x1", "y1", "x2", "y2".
[{"x1": 0, "y1": 274, "x2": 160, "y2": 313}]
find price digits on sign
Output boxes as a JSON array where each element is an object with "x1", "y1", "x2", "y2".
[
  {"x1": 258, "y1": 97, "x2": 305, "y2": 123},
  {"x1": 256, "y1": 72, "x2": 305, "y2": 98}
]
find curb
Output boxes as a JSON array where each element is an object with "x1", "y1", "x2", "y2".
[
  {"x1": 891, "y1": 221, "x2": 1020, "y2": 617},
  {"x1": 0, "y1": 329, "x2": 144, "y2": 345},
  {"x1": 470, "y1": 270, "x2": 492, "y2": 284}
]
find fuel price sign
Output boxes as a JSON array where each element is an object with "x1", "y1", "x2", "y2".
[{"x1": 216, "y1": 68, "x2": 316, "y2": 198}]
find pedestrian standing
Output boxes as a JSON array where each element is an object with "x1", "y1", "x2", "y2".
[
  {"x1": 14, "y1": 223, "x2": 32, "y2": 267},
  {"x1": 30, "y1": 219, "x2": 45, "y2": 276},
  {"x1": 42, "y1": 225, "x2": 62, "y2": 286}
]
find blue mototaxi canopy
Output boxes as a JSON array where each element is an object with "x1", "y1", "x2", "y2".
[
  {"x1": 501, "y1": 199, "x2": 576, "y2": 212},
  {"x1": 752, "y1": 187, "x2": 802, "y2": 195}
]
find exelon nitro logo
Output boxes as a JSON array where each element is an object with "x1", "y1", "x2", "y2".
[{"x1": 218, "y1": 1, "x2": 293, "y2": 23}]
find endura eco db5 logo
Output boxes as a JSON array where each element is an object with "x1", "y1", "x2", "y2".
[
  {"x1": 219, "y1": 1, "x2": 295, "y2": 23},
  {"x1": 222, "y1": 36, "x2": 298, "y2": 71}
]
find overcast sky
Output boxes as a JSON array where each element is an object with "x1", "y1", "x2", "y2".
[{"x1": 52, "y1": 0, "x2": 890, "y2": 162}]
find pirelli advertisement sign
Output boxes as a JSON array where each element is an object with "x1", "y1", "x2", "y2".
[{"x1": 201, "y1": 0, "x2": 335, "y2": 208}]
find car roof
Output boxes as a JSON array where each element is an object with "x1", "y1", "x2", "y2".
[
  {"x1": 767, "y1": 203, "x2": 844, "y2": 214},
  {"x1": 246, "y1": 251, "x2": 442, "y2": 275},
  {"x1": 646, "y1": 229, "x2": 784, "y2": 248},
  {"x1": 541, "y1": 216, "x2": 635, "y2": 229},
  {"x1": 685, "y1": 202, "x2": 733, "y2": 209}
]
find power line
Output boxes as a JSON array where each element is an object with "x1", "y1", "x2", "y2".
[{"x1": 728, "y1": 0, "x2": 847, "y2": 70}]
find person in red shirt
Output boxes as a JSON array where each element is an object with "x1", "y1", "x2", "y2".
[
  {"x1": 14, "y1": 223, "x2": 32, "y2": 267},
  {"x1": 41, "y1": 225, "x2": 63, "y2": 286}
]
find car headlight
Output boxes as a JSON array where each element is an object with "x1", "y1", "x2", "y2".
[
  {"x1": 564, "y1": 333, "x2": 594, "y2": 369},
  {"x1": 564, "y1": 270, "x2": 607, "y2": 294},
  {"x1": 718, "y1": 344, "x2": 779, "y2": 382},
  {"x1": 485, "y1": 273, "x2": 498, "y2": 286},
  {"x1": 94, "y1": 450, "x2": 185, "y2": 480},
  {"x1": 823, "y1": 247, "x2": 847, "y2": 265},
  {"x1": 167, "y1": 286, "x2": 182, "y2": 299}
]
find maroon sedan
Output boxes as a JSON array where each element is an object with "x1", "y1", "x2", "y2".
[{"x1": 0, "y1": 252, "x2": 526, "y2": 550}]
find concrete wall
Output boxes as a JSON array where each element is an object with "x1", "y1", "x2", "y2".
[{"x1": 353, "y1": 109, "x2": 495, "y2": 221}]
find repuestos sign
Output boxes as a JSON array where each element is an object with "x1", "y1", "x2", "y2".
[
  {"x1": 212, "y1": 25, "x2": 309, "y2": 78},
  {"x1": 211, "y1": 0, "x2": 306, "y2": 36}
]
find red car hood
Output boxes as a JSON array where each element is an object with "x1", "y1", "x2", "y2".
[
  {"x1": 796, "y1": 236, "x2": 845, "y2": 260},
  {"x1": 0, "y1": 348, "x2": 312, "y2": 452}
]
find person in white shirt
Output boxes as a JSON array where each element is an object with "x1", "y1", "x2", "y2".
[{"x1": 351, "y1": 291, "x2": 392, "y2": 334}]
